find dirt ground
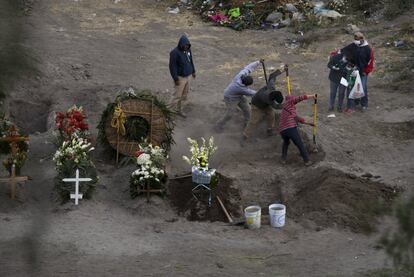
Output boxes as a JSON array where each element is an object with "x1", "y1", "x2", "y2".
[{"x1": 1, "y1": 0, "x2": 413, "y2": 276}]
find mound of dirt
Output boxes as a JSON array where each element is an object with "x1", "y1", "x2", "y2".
[
  {"x1": 376, "y1": 120, "x2": 414, "y2": 141},
  {"x1": 287, "y1": 168, "x2": 399, "y2": 233},
  {"x1": 168, "y1": 173, "x2": 242, "y2": 222}
]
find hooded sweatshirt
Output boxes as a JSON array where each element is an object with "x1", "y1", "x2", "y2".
[
  {"x1": 169, "y1": 35, "x2": 195, "y2": 81},
  {"x1": 278, "y1": 95, "x2": 308, "y2": 133},
  {"x1": 341, "y1": 41, "x2": 371, "y2": 74},
  {"x1": 223, "y1": 61, "x2": 260, "y2": 100}
]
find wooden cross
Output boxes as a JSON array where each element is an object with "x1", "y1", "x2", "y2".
[
  {"x1": 0, "y1": 164, "x2": 28, "y2": 200},
  {"x1": 62, "y1": 169, "x2": 92, "y2": 205},
  {"x1": 0, "y1": 125, "x2": 30, "y2": 200}
]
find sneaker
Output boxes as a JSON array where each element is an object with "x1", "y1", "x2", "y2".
[
  {"x1": 337, "y1": 107, "x2": 343, "y2": 113},
  {"x1": 362, "y1": 106, "x2": 368, "y2": 112},
  {"x1": 344, "y1": 108, "x2": 354, "y2": 115},
  {"x1": 304, "y1": 161, "x2": 313, "y2": 166}
]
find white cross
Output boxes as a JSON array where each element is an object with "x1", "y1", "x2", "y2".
[{"x1": 62, "y1": 169, "x2": 92, "y2": 205}]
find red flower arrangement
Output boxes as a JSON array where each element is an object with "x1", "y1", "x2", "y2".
[{"x1": 55, "y1": 105, "x2": 90, "y2": 142}]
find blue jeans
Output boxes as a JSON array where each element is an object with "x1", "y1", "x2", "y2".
[
  {"x1": 280, "y1": 127, "x2": 309, "y2": 162},
  {"x1": 329, "y1": 81, "x2": 346, "y2": 110},
  {"x1": 346, "y1": 88, "x2": 354, "y2": 109},
  {"x1": 355, "y1": 74, "x2": 368, "y2": 108}
]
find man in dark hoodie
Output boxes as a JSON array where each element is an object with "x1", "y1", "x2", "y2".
[
  {"x1": 341, "y1": 32, "x2": 372, "y2": 109},
  {"x1": 243, "y1": 66, "x2": 285, "y2": 140},
  {"x1": 169, "y1": 35, "x2": 196, "y2": 116}
]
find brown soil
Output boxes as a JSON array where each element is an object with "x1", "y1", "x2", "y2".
[
  {"x1": 287, "y1": 168, "x2": 399, "y2": 233},
  {"x1": 169, "y1": 173, "x2": 242, "y2": 222}
]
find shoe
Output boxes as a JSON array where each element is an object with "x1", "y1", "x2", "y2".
[
  {"x1": 281, "y1": 159, "x2": 287, "y2": 165},
  {"x1": 344, "y1": 108, "x2": 354, "y2": 115},
  {"x1": 362, "y1": 106, "x2": 368, "y2": 112},
  {"x1": 267, "y1": 128, "x2": 275, "y2": 137},
  {"x1": 328, "y1": 107, "x2": 334, "y2": 112},
  {"x1": 337, "y1": 107, "x2": 343, "y2": 113},
  {"x1": 304, "y1": 161, "x2": 313, "y2": 166}
]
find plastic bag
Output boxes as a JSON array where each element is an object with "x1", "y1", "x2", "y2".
[{"x1": 348, "y1": 70, "x2": 365, "y2": 99}]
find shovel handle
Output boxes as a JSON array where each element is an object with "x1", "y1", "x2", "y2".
[
  {"x1": 261, "y1": 61, "x2": 268, "y2": 85},
  {"x1": 216, "y1": 196, "x2": 233, "y2": 223},
  {"x1": 285, "y1": 64, "x2": 291, "y2": 96},
  {"x1": 313, "y1": 94, "x2": 317, "y2": 143}
]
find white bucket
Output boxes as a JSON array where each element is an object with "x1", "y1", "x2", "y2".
[
  {"x1": 244, "y1": 205, "x2": 261, "y2": 229},
  {"x1": 269, "y1": 204, "x2": 286, "y2": 228}
]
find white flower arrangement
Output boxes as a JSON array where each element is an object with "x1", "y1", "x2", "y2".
[
  {"x1": 182, "y1": 137, "x2": 217, "y2": 169},
  {"x1": 130, "y1": 143, "x2": 167, "y2": 192},
  {"x1": 53, "y1": 134, "x2": 94, "y2": 167}
]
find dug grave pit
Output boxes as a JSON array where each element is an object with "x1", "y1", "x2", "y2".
[{"x1": 168, "y1": 173, "x2": 242, "y2": 222}]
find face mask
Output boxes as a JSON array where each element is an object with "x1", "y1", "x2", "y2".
[{"x1": 353, "y1": 40, "x2": 361, "y2": 45}]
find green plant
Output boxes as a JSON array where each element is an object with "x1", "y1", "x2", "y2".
[
  {"x1": 124, "y1": 116, "x2": 149, "y2": 141},
  {"x1": 381, "y1": 194, "x2": 414, "y2": 274}
]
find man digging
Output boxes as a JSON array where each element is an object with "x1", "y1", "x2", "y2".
[
  {"x1": 243, "y1": 65, "x2": 286, "y2": 143},
  {"x1": 214, "y1": 60, "x2": 262, "y2": 132}
]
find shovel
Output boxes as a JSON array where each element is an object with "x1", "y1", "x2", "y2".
[
  {"x1": 312, "y1": 94, "x2": 318, "y2": 152},
  {"x1": 285, "y1": 64, "x2": 291, "y2": 96},
  {"x1": 261, "y1": 60, "x2": 268, "y2": 85}
]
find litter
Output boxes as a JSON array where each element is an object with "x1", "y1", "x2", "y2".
[
  {"x1": 168, "y1": 7, "x2": 180, "y2": 14},
  {"x1": 228, "y1": 7, "x2": 240, "y2": 19},
  {"x1": 393, "y1": 40, "x2": 404, "y2": 48},
  {"x1": 327, "y1": 114, "x2": 336, "y2": 118},
  {"x1": 208, "y1": 12, "x2": 229, "y2": 24}
]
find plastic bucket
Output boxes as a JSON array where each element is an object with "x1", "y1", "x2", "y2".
[
  {"x1": 244, "y1": 205, "x2": 261, "y2": 229},
  {"x1": 269, "y1": 204, "x2": 286, "y2": 228}
]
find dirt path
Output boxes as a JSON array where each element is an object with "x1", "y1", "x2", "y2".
[{"x1": 1, "y1": 1, "x2": 413, "y2": 276}]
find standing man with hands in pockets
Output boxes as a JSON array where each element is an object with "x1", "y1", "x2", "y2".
[{"x1": 169, "y1": 34, "x2": 196, "y2": 117}]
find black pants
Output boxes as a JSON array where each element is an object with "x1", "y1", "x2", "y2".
[{"x1": 280, "y1": 127, "x2": 309, "y2": 162}]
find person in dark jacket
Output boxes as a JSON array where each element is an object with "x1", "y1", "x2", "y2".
[
  {"x1": 342, "y1": 32, "x2": 371, "y2": 109},
  {"x1": 243, "y1": 66, "x2": 285, "y2": 139},
  {"x1": 327, "y1": 50, "x2": 353, "y2": 112},
  {"x1": 169, "y1": 35, "x2": 196, "y2": 116}
]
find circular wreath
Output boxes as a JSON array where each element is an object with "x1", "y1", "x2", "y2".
[{"x1": 98, "y1": 87, "x2": 175, "y2": 157}]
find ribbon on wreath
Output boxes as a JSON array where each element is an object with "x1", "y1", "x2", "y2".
[{"x1": 110, "y1": 102, "x2": 126, "y2": 136}]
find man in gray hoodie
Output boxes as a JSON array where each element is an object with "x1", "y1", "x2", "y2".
[{"x1": 215, "y1": 60, "x2": 262, "y2": 131}]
